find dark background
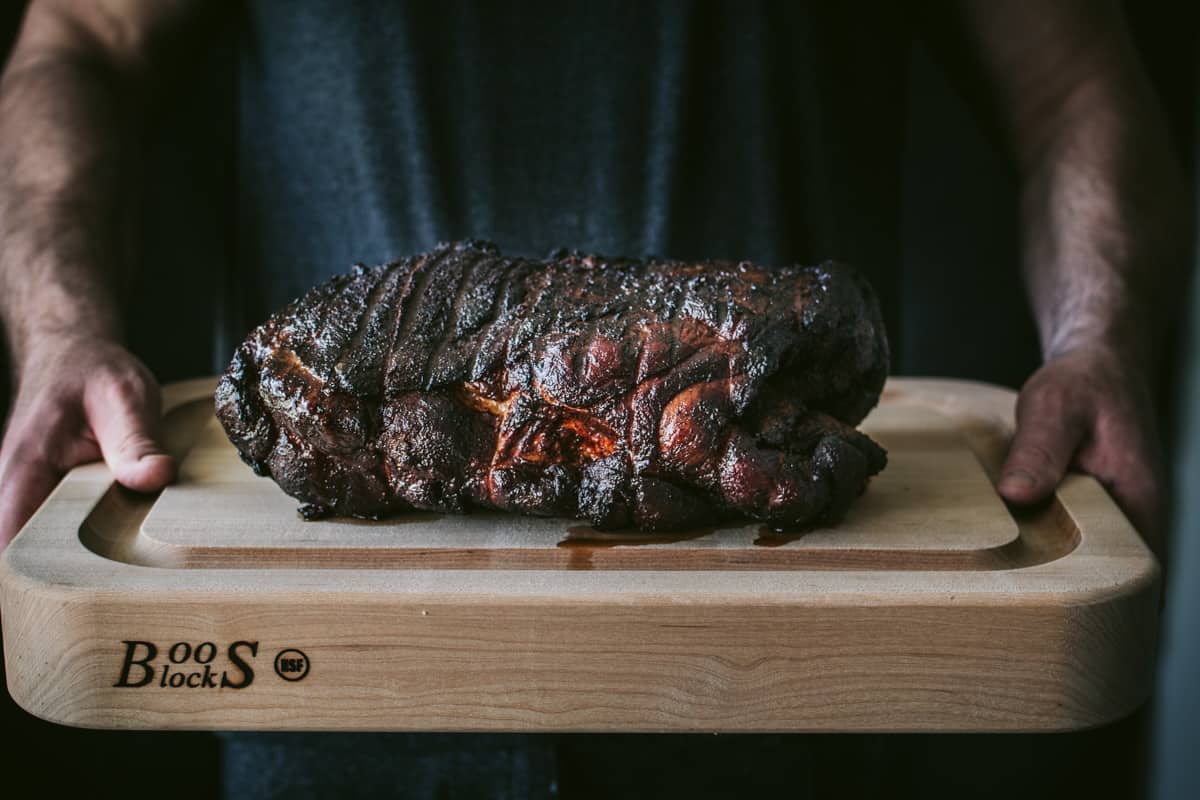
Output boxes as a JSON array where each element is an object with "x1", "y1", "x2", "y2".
[{"x1": 0, "y1": 3, "x2": 1195, "y2": 798}]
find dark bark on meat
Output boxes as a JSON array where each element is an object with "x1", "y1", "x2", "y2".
[{"x1": 215, "y1": 241, "x2": 889, "y2": 531}]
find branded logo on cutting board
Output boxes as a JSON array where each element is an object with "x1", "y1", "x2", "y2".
[
  {"x1": 112, "y1": 641, "x2": 311, "y2": 689},
  {"x1": 273, "y1": 648, "x2": 310, "y2": 681}
]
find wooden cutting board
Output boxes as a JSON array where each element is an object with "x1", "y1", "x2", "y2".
[{"x1": 0, "y1": 377, "x2": 1159, "y2": 732}]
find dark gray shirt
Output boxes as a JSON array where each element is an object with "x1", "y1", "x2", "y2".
[{"x1": 233, "y1": 0, "x2": 909, "y2": 345}]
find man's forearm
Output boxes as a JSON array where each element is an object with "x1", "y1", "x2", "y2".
[
  {"x1": 0, "y1": 0, "x2": 211, "y2": 373},
  {"x1": 1018, "y1": 58, "x2": 1188, "y2": 374},
  {"x1": 938, "y1": 0, "x2": 1189, "y2": 375},
  {"x1": 0, "y1": 47, "x2": 135, "y2": 368}
]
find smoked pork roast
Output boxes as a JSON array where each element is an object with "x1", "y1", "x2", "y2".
[{"x1": 215, "y1": 241, "x2": 889, "y2": 531}]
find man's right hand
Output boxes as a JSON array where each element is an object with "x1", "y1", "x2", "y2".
[{"x1": 0, "y1": 337, "x2": 176, "y2": 548}]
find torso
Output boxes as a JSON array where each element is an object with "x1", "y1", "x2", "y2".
[{"x1": 233, "y1": 0, "x2": 910, "y2": 341}]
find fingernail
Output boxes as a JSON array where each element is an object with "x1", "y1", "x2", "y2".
[{"x1": 999, "y1": 470, "x2": 1036, "y2": 491}]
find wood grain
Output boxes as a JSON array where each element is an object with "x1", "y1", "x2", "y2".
[{"x1": 0, "y1": 377, "x2": 1160, "y2": 732}]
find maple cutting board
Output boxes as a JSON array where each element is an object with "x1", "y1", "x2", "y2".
[{"x1": 0, "y1": 378, "x2": 1158, "y2": 732}]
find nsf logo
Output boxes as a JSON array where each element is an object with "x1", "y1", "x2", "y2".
[{"x1": 274, "y1": 648, "x2": 311, "y2": 682}]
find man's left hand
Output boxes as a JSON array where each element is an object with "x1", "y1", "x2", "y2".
[{"x1": 998, "y1": 346, "x2": 1165, "y2": 556}]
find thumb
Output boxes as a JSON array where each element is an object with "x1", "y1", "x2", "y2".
[
  {"x1": 998, "y1": 386, "x2": 1087, "y2": 506},
  {"x1": 84, "y1": 376, "x2": 177, "y2": 492}
]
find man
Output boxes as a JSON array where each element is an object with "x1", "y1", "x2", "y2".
[{"x1": 0, "y1": 1, "x2": 1187, "y2": 796}]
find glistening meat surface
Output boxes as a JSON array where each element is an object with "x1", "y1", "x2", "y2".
[{"x1": 215, "y1": 241, "x2": 889, "y2": 531}]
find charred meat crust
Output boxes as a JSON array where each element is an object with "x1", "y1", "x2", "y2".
[{"x1": 215, "y1": 240, "x2": 889, "y2": 531}]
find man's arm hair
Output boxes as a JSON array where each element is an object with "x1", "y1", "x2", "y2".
[
  {"x1": 0, "y1": 0, "x2": 212, "y2": 370},
  {"x1": 922, "y1": 0, "x2": 1189, "y2": 373}
]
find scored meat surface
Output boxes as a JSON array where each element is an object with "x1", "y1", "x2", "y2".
[{"x1": 215, "y1": 240, "x2": 889, "y2": 531}]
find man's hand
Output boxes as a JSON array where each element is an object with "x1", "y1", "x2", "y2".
[
  {"x1": 0, "y1": 337, "x2": 175, "y2": 548},
  {"x1": 0, "y1": 1, "x2": 213, "y2": 551},
  {"x1": 998, "y1": 346, "x2": 1164, "y2": 553},
  {"x1": 924, "y1": 1, "x2": 1185, "y2": 555}
]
